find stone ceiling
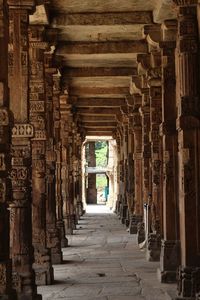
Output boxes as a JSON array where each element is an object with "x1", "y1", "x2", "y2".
[{"x1": 31, "y1": 0, "x2": 176, "y2": 136}]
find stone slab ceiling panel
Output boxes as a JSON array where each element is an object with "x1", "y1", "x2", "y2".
[{"x1": 49, "y1": 0, "x2": 175, "y2": 135}]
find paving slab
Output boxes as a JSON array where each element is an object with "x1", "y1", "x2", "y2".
[{"x1": 38, "y1": 205, "x2": 176, "y2": 300}]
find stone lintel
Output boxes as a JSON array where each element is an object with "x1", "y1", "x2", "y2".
[
  {"x1": 63, "y1": 67, "x2": 138, "y2": 77},
  {"x1": 70, "y1": 98, "x2": 126, "y2": 107},
  {"x1": 52, "y1": 11, "x2": 153, "y2": 26},
  {"x1": 68, "y1": 86, "x2": 130, "y2": 96},
  {"x1": 57, "y1": 40, "x2": 147, "y2": 55}
]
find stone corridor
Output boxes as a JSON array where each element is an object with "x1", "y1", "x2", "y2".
[{"x1": 38, "y1": 206, "x2": 176, "y2": 300}]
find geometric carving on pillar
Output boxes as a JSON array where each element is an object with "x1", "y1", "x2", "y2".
[
  {"x1": 44, "y1": 49, "x2": 63, "y2": 265},
  {"x1": 8, "y1": 1, "x2": 42, "y2": 298},
  {"x1": 29, "y1": 25, "x2": 54, "y2": 286}
]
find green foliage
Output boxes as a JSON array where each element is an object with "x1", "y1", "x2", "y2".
[
  {"x1": 95, "y1": 141, "x2": 108, "y2": 167},
  {"x1": 96, "y1": 174, "x2": 107, "y2": 188}
]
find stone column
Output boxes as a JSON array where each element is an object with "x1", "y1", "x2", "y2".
[
  {"x1": 29, "y1": 25, "x2": 54, "y2": 286},
  {"x1": 8, "y1": 1, "x2": 41, "y2": 298},
  {"x1": 126, "y1": 114, "x2": 135, "y2": 232},
  {"x1": 173, "y1": 1, "x2": 200, "y2": 298},
  {"x1": 117, "y1": 113, "x2": 129, "y2": 225},
  {"x1": 137, "y1": 87, "x2": 151, "y2": 245},
  {"x1": 72, "y1": 130, "x2": 79, "y2": 220},
  {"x1": 76, "y1": 134, "x2": 84, "y2": 218},
  {"x1": 44, "y1": 50, "x2": 62, "y2": 264},
  {"x1": 147, "y1": 66, "x2": 162, "y2": 262},
  {"x1": 53, "y1": 73, "x2": 68, "y2": 248},
  {"x1": 114, "y1": 132, "x2": 121, "y2": 215},
  {"x1": 59, "y1": 96, "x2": 74, "y2": 235},
  {"x1": 140, "y1": 88, "x2": 152, "y2": 205},
  {"x1": 130, "y1": 103, "x2": 143, "y2": 233},
  {"x1": 87, "y1": 142, "x2": 97, "y2": 204},
  {"x1": 158, "y1": 22, "x2": 180, "y2": 283},
  {"x1": 0, "y1": 1, "x2": 14, "y2": 298},
  {"x1": 122, "y1": 117, "x2": 129, "y2": 227},
  {"x1": 68, "y1": 129, "x2": 77, "y2": 231}
]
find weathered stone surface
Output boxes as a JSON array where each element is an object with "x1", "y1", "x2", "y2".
[{"x1": 38, "y1": 207, "x2": 176, "y2": 300}]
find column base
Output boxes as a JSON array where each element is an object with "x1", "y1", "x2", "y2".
[
  {"x1": 64, "y1": 216, "x2": 73, "y2": 235},
  {"x1": 12, "y1": 271, "x2": 42, "y2": 300},
  {"x1": 51, "y1": 249, "x2": 63, "y2": 265},
  {"x1": 146, "y1": 233, "x2": 161, "y2": 262},
  {"x1": 47, "y1": 228, "x2": 63, "y2": 264},
  {"x1": 176, "y1": 266, "x2": 200, "y2": 299},
  {"x1": 120, "y1": 204, "x2": 128, "y2": 225},
  {"x1": 56, "y1": 220, "x2": 68, "y2": 248},
  {"x1": 76, "y1": 201, "x2": 84, "y2": 218},
  {"x1": 0, "y1": 290, "x2": 17, "y2": 300},
  {"x1": 157, "y1": 268, "x2": 177, "y2": 284},
  {"x1": 129, "y1": 215, "x2": 143, "y2": 234},
  {"x1": 33, "y1": 247, "x2": 54, "y2": 286},
  {"x1": 158, "y1": 240, "x2": 180, "y2": 283},
  {"x1": 16, "y1": 294, "x2": 42, "y2": 300},
  {"x1": 61, "y1": 237, "x2": 68, "y2": 248},
  {"x1": 136, "y1": 222, "x2": 145, "y2": 245}
]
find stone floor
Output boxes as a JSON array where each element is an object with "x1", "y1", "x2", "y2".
[{"x1": 38, "y1": 205, "x2": 177, "y2": 300}]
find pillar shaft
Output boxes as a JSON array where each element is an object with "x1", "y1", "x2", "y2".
[
  {"x1": 44, "y1": 51, "x2": 62, "y2": 264},
  {"x1": 53, "y1": 74, "x2": 68, "y2": 248},
  {"x1": 8, "y1": 1, "x2": 41, "y2": 298},
  {"x1": 173, "y1": 1, "x2": 200, "y2": 297},
  {"x1": 0, "y1": 0, "x2": 13, "y2": 298},
  {"x1": 29, "y1": 25, "x2": 53, "y2": 285},
  {"x1": 158, "y1": 38, "x2": 180, "y2": 283}
]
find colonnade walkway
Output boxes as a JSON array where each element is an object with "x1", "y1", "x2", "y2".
[{"x1": 38, "y1": 205, "x2": 176, "y2": 300}]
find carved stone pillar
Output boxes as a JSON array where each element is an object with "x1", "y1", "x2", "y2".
[
  {"x1": 130, "y1": 104, "x2": 143, "y2": 234},
  {"x1": 158, "y1": 22, "x2": 180, "y2": 283},
  {"x1": 140, "y1": 88, "x2": 152, "y2": 205},
  {"x1": 8, "y1": 1, "x2": 41, "y2": 298},
  {"x1": 137, "y1": 86, "x2": 151, "y2": 246},
  {"x1": 0, "y1": 1, "x2": 14, "y2": 298},
  {"x1": 147, "y1": 67, "x2": 162, "y2": 262},
  {"x1": 55, "y1": 141, "x2": 68, "y2": 248},
  {"x1": 115, "y1": 132, "x2": 121, "y2": 215},
  {"x1": 44, "y1": 51, "x2": 62, "y2": 264},
  {"x1": 173, "y1": 1, "x2": 200, "y2": 298},
  {"x1": 76, "y1": 133, "x2": 83, "y2": 218},
  {"x1": 59, "y1": 97, "x2": 74, "y2": 235},
  {"x1": 126, "y1": 115, "x2": 135, "y2": 233},
  {"x1": 29, "y1": 25, "x2": 54, "y2": 285},
  {"x1": 68, "y1": 130, "x2": 76, "y2": 231},
  {"x1": 117, "y1": 114, "x2": 129, "y2": 225},
  {"x1": 52, "y1": 73, "x2": 68, "y2": 248},
  {"x1": 123, "y1": 117, "x2": 130, "y2": 227}
]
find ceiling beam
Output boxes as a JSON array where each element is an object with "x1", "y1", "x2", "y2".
[
  {"x1": 57, "y1": 40, "x2": 147, "y2": 54},
  {"x1": 83, "y1": 126, "x2": 115, "y2": 130},
  {"x1": 85, "y1": 131, "x2": 114, "y2": 136},
  {"x1": 52, "y1": 11, "x2": 153, "y2": 26},
  {"x1": 78, "y1": 115, "x2": 116, "y2": 122},
  {"x1": 70, "y1": 98, "x2": 126, "y2": 107},
  {"x1": 76, "y1": 107, "x2": 120, "y2": 115},
  {"x1": 68, "y1": 86, "x2": 130, "y2": 96},
  {"x1": 62, "y1": 67, "x2": 137, "y2": 77},
  {"x1": 81, "y1": 122, "x2": 117, "y2": 127}
]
